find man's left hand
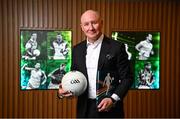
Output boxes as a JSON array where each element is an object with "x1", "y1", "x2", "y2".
[{"x1": 97, "y1": 98, "x2": 114, "y2": 112}]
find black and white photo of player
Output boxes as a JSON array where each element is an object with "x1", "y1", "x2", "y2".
[
  {"x1": 137, "y1": 62, "x2": 155, "y2": 89},
  {"x1": 48, "y1": 63, "x2": 66, "y2": 89},
  {"x1": 22, "y1": 33, "x2": 40, "y2": 60},
  {"x1": 135, "y1": 34, "x2": 154, "y2": 60},
  {"x1": 22, "y1": 63, "x2": 47, "y2": 89},
  {"x1": 50, "y1": 33, "x2": 68, "y2": 60}
]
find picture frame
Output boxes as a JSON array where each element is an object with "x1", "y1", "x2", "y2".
[
  {"x1": 111, "y1": 31, "x2": 160, "y2": 89},
  {"x1": 20, "y1": 29, "x2": 72, "y2": 90}
]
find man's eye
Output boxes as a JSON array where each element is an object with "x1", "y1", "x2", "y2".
[
  {"x1": 92, "y1": 21, "x2": 97, "y2": 24},
  {"x1": 84, "y1": 23, "x2": 89, "y2": 26}
]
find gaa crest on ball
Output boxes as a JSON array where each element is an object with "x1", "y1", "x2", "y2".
[{"x1": 61, "y1": 71, "x2": 87, "y2": 96}]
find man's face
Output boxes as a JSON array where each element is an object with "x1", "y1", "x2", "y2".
[
  {"x1": 32, "y1": 33, "x2": 37, "y2": 40},
  {"x1": 57, "y1": 35, "x2": 62, "y2": 42},
  {"x1": 35, "y1": 63, "x2": 40, "y2": 69},
  {"x1": 145, "y1": 64, "x2": 151, "y2": 70},
  {"x1": 146, "y1": 34, "x2": 152, "y2": 42},
  {"x1": 60, "y1": 64, "x2": 65, "y2": 70},
  {"x1": 80, "y1": 11, "x2": 103, "y2": 42}
]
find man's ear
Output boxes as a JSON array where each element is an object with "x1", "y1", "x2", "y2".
[
  {"x1": 80, "y1": 24, "x2": 85, "y2": 32},
  {"x1": 80, "y1": 23, "x2": 82, "y2": 28}
]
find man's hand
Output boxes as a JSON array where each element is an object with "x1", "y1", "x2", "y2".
[
  {"x1": 58, "y1": 84, "x2": 73, "y2": 99},
  {"x1": 97, "y1": 98, "x2": 114, "y2": 112}
]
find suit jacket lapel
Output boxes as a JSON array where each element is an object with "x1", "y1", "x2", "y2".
[
  {"x1": 98, "y1": 36, "x2": 111, "y2": 70},
  {"x1": 81, "y1": 41, "x2": 88, "y2": 78}
]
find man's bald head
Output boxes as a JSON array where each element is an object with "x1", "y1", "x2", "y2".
[
  {"x1": 81, "y1": 10, "x2": 101, "y2": 23},
  {"x1": 80, "y1": 10, "x2": 103, "y2": 42}
]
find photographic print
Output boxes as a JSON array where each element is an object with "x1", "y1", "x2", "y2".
[
  {"x1": 112, "y1": 31, "x2": 160, "y2": 89},
  {"x1": 96, "y1": 70, "x2": 119, "y2": 105},
  {"x1": 134, "y1": 60, "x2": 160, "y2": 89},
  {"x1": 20, "y1": 29, "x2": 72, "y2": 90}
]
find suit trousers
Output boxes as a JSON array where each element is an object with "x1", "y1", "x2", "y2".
[
  {"x1": 86, "y1": 99, "x2": 99, "y2": 118},
  {"x1": 85, "y1": 99, "x2": 124, "y2": 118}
]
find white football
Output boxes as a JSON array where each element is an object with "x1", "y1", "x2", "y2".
[
  {"x1": 33, "y1": 49, "x2": 40, "y2": 56},
  {"x1": 61, "y1": 71, "x2": 87, "y2": 96}
]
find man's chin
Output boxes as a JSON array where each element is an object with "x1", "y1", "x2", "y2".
[{"x1": 87, "y1": 34, "x2": 100, "y2": 41}]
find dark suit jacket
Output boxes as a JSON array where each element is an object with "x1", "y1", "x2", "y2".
[{"x1": 71, "y1": 35, "x2": 133, "y2": 118}]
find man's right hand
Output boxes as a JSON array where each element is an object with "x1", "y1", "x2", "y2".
[{"x1": 57, "y1": 84, "x2": 73, "y2": 99}]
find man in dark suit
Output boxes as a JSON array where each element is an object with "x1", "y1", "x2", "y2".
[{"x1": 58, "y1": 10, "x2": 132, "y2": 118}]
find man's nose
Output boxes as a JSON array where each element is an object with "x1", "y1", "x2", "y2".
[{"x1": 89, "y1": 23, "x2": 94, "y2": 30}]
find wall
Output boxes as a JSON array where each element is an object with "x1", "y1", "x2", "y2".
[{"x1": 0, "y1": 0, "x2": 179, "y2": 118}]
